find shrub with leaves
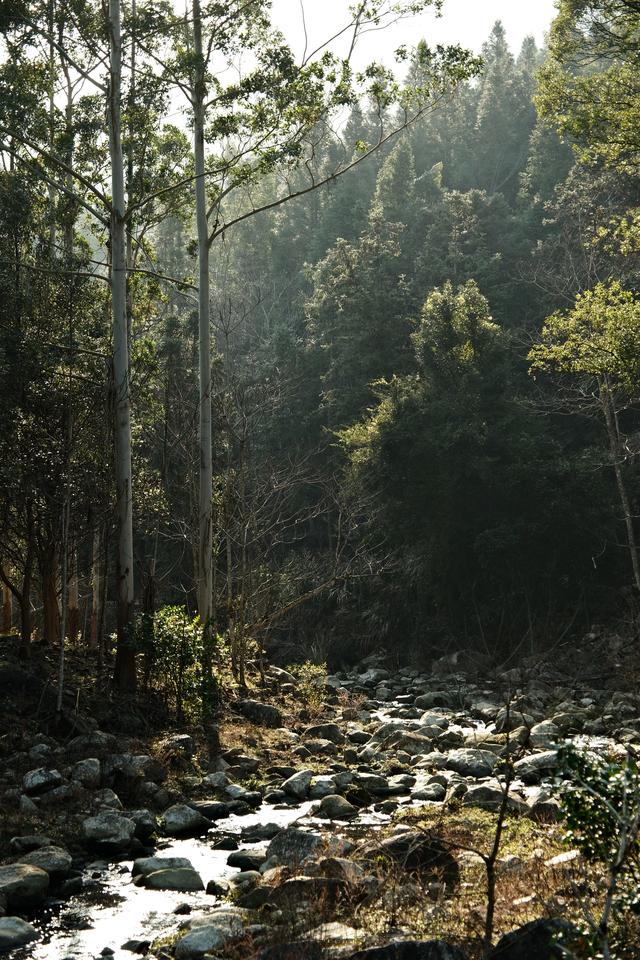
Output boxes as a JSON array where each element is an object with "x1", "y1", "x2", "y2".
[
  {"x1": 287, "y1": 660, "x2": 328, "y2": 710},
  {"x1": 556, "y1": 745, "x2": 640, "y2": 930}
]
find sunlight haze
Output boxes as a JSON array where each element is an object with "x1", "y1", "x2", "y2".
[{"x1": 272, "y1": 0, "x2": 558, "y2": 62}]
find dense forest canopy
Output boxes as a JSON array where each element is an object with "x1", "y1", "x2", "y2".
[{"x1": 1, "y1": 0, "x2": 640, "y2": 697}]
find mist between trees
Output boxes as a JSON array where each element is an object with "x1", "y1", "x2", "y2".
[{"x1": 1, "y1": 0, "x2": 639, "y2": 691}]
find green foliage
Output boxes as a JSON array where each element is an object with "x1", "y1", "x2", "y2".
[
  {"x1": 287, "y1": 661, "x2": 328, "y2": 709},
  {"x1": 557, "y1": 746, "x2": 640, "y2": 913},
  {"x1": 529, "y1": 281, "x2": 640, "y2": 391},
  {"x1": 134, "y1": 606, "x2": 208, "y2": 722}
]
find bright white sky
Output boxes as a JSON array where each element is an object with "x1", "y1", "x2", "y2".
[{"x1": 272, "y1": 0, "x2": 559, "y2": 63}]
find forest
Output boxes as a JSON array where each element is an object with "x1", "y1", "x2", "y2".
[{"x1": 2, "y1": 1, "x2": 640, "y2": 958}]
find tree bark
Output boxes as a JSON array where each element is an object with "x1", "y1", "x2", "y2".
[
  {"x1": 40, "y1": 544, "x2": 60, "y2": 645},
  {"x1": 2, "y1": 583, "x2": 11, "y2": 634},
  {"x1": 192, "y1": 0, "x2": 213, "y2": 660},
  {"x1": 89, "y1": 525, "x2": 102, "y2": 649},
  {"x1": 108, "y1": 0, "x2": 136, "y2": 691}
]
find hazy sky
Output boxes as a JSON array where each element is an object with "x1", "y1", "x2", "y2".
[{"x1": 271, "y1": 0, "x2": 559, "y2": 63}]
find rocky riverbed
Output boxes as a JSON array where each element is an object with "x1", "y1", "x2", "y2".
[{"x1": 1, "y1": 650, "x2": 638, "y2": 958}]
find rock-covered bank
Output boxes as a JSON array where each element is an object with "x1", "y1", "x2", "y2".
[{"x1": 1, "y1": 648, "x2": 638, "y2": 958}]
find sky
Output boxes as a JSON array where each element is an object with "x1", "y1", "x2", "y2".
[{"x1": 271, "y1": 0, "x2": 559, "y2": 63}]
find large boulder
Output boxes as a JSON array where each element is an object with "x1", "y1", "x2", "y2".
[
  {"x1": 173, "y1": 908, "x2": 248, "y2": 959},
  {"x1": 80, "y1": 812, "x2": 135, "y2": 853},
  {"x1": 315, "y1": 795, "x2": 358, "y2": 820},
  {"x1": 487, "y1": 919, "x2": 582, "y2": 959},
  {"x1": 0, "y1": 917, "x2": 38, "y2": 952},
  {"x1": 20, "y1": 846, "x2": 72, "y2": 878},
  {"x1": 346, "y1": 942, "x2": 467, "y2": 960},
  {"x1": 72, "y1": 758, "x2": 101, "y2": 789},
  {"x1": 161, "y1": 804, "x2": 212, "y2": 837},
  {"x1": 304, "y1": 723, "x2": 345, "y2": 744},
  {"x1": 22, "y1": 768, "x2": 64, "y2": 796},
  {"x1": 132, "y1": 856, "x2": 194, "y2": 878},
  {"x1": 0, "y1": 865, "x2": 49, "y2": 909},
  {"x1": 445, "y1": 749, "x2": 498, "y2": 779},
  {"x1": 66, "y1": 731, "x2": 118, "y2": 760},
  {"x1": 266, "y1": 827, "x2": 323, "y2": 866},
  {"x1": 357, "y1": 830, "x2": 458, "y2": 888},
  {"x1": 282, "y1": 769, "x2": 314, "y2": 800},
  {"x1": 143, "y1": 868, "x2": 204, "y2": 892},
  {"x1": 235, "y1": 699, "x2": 283, "y2": 728},
  {"x1": 513, "y1": 751, "x2": 559, "y2": 785}
]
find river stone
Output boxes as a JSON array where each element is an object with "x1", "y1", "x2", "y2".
[
  {"x1": 354, "y1": 772, "x2": 391, "y2": 796},
  {"x1": 513, "y1": 751, "x2": 559, "y2": 784},
  {"x1": 174, "y1": 908, "x2": 248, "y2": 959},
  {"x1": 22, "y1": 767, "x2": 64, "y2": 796},
  {"x1": 266, "y1": 827, "x2": 322, "y2": 866},
  {"x1": 235, "y1": 699, "x2": 283, "y2": 728},
  {"x1": 67, "y1": 731, "x2": 118, "y2": 760},
  {"x1": 304, "y1": 723, "x2": 345, "y2": 744},
  {"x1": 303, "y1": 738, "x2": 338, "y2": 757},
  {"x1": 282, "y1": 769, "x2": 314, "y2": 800},
  {"x1": 81, "y1": 812, "x2": 135, "y2": 853},
  {"x1": 0, "y1": 865, "x2": 49, "y2": 908},
  {"x1": 227, "y1": 849, "x2": 268, "y2": 871},
  {"x1": 132, "y1": 856, "x2": 193, "y2": 878},
  {"x1": 126, "y1": 808, "x2": 157, "y2": 839},
  {"x1": 487, "y1": 918, "x2": 582, "y2": 959},
  {"x1": 357, "y1": 830, "x2": 458, "y2": 887},
  {"x1": 315, "y1": 794, "x2": 358, "y2": 820},
  {"x1": 462, "y1": 783, "x2": 528, "y2": 814},
  {"x1": 495, "y1": 708, "x2": 535, "y2": 733},
  {"x1": 20, "y1": 845, "x2": 72, "y2": 878},
  {"x1": 104, "y1": 754, "x2": 166, "y2": 784},
  {"x1": 161, "y1": 804, "x2": 212, "y2": 837},
  {"x1": 346, "y1": 941, "x2": 468, "y2": 959},
  {"x1": 445, "y1": 749, "x2": 498, "y2": 778},
  {"x1": 0, "y1": 917, "x2": 38, "y2": 951},
  {"x1": 72, "y1": 758, "x2": 101, "y2": 788},
  {"x1": 144, "y1": 868, "x2": 204, "y2": 892},
  {"x1": 309, "y1": 775, "x2": 337, "y2": 799},
  {"x1": 9, "y1": 835, "x2": 51, "y2": 855},
  {"x1": 412, "y1": 782, "x2": 446, "y2": 802}
]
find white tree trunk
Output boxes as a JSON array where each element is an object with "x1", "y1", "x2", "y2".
[
  {"x1": 108, "y1": 0, "x2": 136, "y2": 690},
  {"x1": 192, "y1": 0, "x2": 213, "y2": 646}
]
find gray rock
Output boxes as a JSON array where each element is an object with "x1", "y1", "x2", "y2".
[
  {"x1": 309, "y1": 775, "x2": 337, "y2": 799},
  {"x1": 315, "y1": 795, "x2": 358, "y2": 820},
  {"x1": 9, "y1": 835, "x2": 51, "y2": 855},
  {"x1": 0, "y1": 865, "x2": 49, "y2": 908},
  {"x1": 160, "y1": 804, "x2": 212, "y2": 837},
  {"x1": 144, "y1": 868, "x2": 204, "y2": 892},
  {"x1": 528, "y1": 721, "x2": 561, "y2": 749},
  {"x1": 462, "y1": 783, "x2": 528, "y2": 814},
  {"x1": 22, "y1": 768, "x2": 64, "y2": 796},
  {"x1": 67, "y1": 731, "x2": 117, "y2": 760},
  {"x1": 132, "y1": 856, "x2": 194, "y2": 878},
  {"x1": 445, "y1": 749, "x2": 498, "y2": 778},
  {"x1": 513, "y1": 751, "x2": 558, "y2": 785},
  {"x1": 495, "y1": 708, "x2": 535, "y2": 733},
  {"x1": 266, "y1": 827, "x2": 323, "y2": 866},
  {"x1": 72, "y1": 758, "x2": 101, "y2": 789},
  {"x1": 94, "y1": 788, "x2": 123, "y2": 809},
  {"x1": 227, "y1": 849, "x2": 268, "y2": 871},
  {"x1": 487, "y1": 918, "x2": 581, "y2": 959},
  {"x1": 0, "y1": 917, "x2": 38, "y2": 952},
  {"x1": 304, "y1": 723, "x2": 345, "y2": 744},
  {"x1": 81, "y1": 812, "x2": 135, "y2": 853},
  {"x1": 173, "y1": 908, "x2": 248, "y2": 959},
  {"x1": 282, "y1": 769, "x2": 314, "y2": 800},
  {"x1": 20, "y1": 845, "x2": 72, "y2": 878},
  {"x1": 354, "y1": 772, "x2": 391, "y2": 796},
  {"x1": 103, "y1": 754, "x2": 166, "y2": 784},
  {"x1": 126, "y1": 808, "x2": 157, "y2": 839},
  {"x1": 235, "y1": 699, "x2": 283, "y2": 728},
  {"x1": 357, "y1": 830, "x2": 458, "y2": 887}
]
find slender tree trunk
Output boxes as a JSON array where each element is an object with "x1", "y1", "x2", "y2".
[
  {"x1": 2, "y1": 583, "x2": 11, "y2": 634},
  {"x1": 601, "y1": 380, "x2": 640, "y2": 593},
  {"x1": 89, "y1": 525, "x2": 102, "y2": 648},
  {"x1": 192, "y1": 0, "x2": 213, "y2": 660},
  {"x1": 40, "y1": 545, "x2": 61, "y2": 645},
  {"x1": 108, "y1": 0, "x2": 136, "y2": 691},
  {"x1": 68, "y1": 547, "x2": 79, "y2": 643},
  {"x1": 20, "y1": 534, "x2": 35, "y2": 653}
]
